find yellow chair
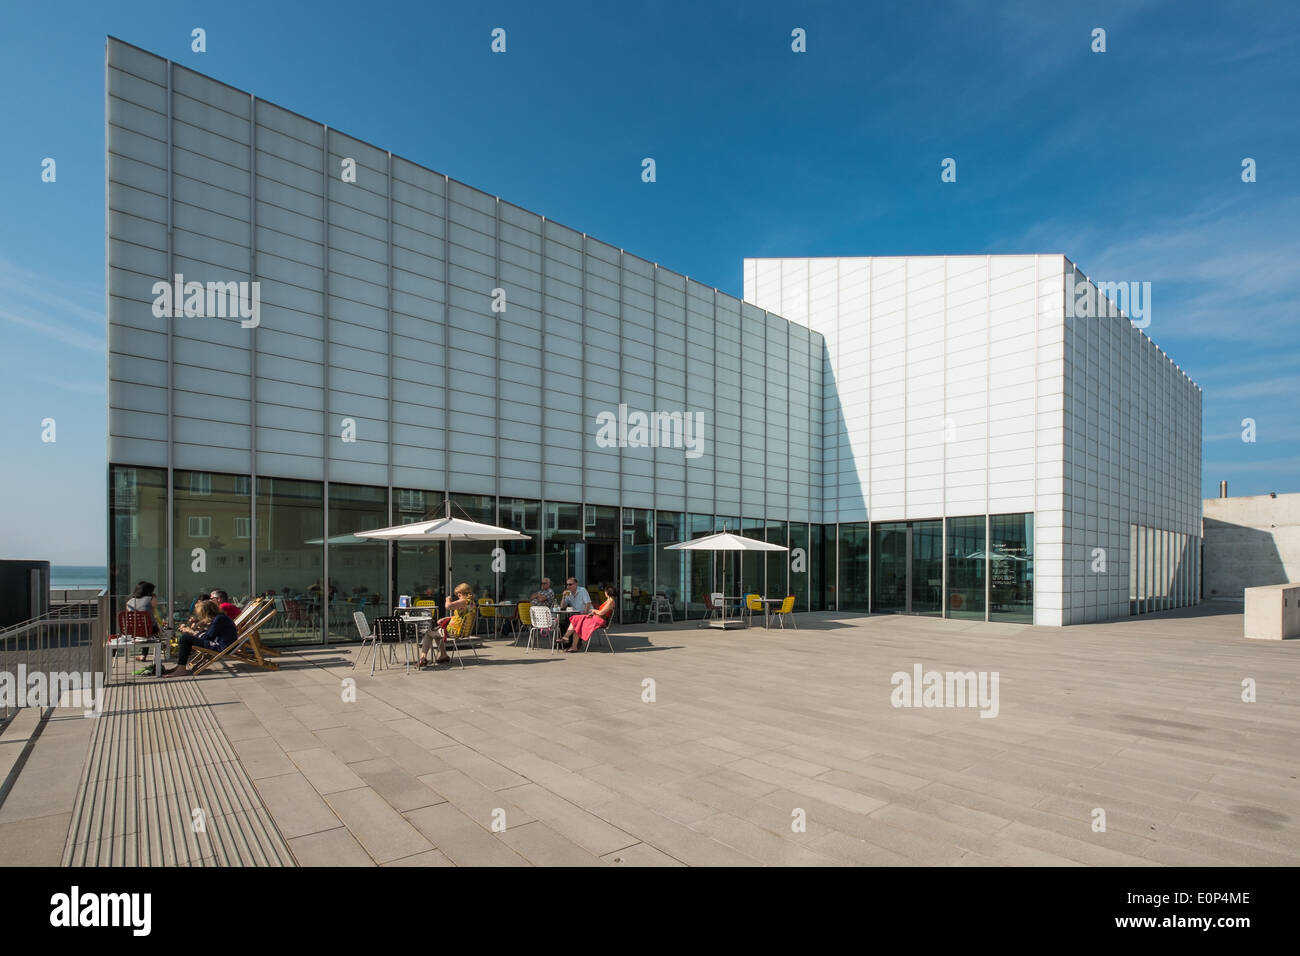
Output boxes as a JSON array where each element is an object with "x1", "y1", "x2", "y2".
[
  {"x1": 512, "y1": 601, "x2": 532, "y2": 646},
  {"x1": 771, "y1": 595, "x2": 797, "y2": 630},
  {"x1": 477, "y1": 598, "x2": 496, "y2": 635},
  {"x1": 413, "y1": 598, "x2": 437, "y2": 608},
  {"x1": 745, "y1": 593, "x2": 763, "y2": 628}
]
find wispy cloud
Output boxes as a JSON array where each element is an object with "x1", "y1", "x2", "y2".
[
  {"x1": 0, "y1": 307, "x2": 103, "y2": 353},
  {"x1": 0, "y1": 255, "x2": 105, "y2": 354},
  {"x1": 1005, "y1": 195, "x2": 1300, "y2": 345}
]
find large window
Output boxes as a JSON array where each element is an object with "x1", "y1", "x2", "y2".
[
  {"x1": 766, "y1": 519, "x2": 788, "y2": 600},
  {"x1": 109, "y1": 465, "x2": 167, "y2": 621},
  {"x1": 327, "y1": 484, "x2": 388, "y2": 641},
  {"x1": 622, "y1": 507, "x2": 653, "y2": 624},
  {"x1": 500, "y1": 497, "x2": 541, "y2": 601},
  {"x1": 255, "y1": 477, "x2": 324, "y2": 645},
  {"x1": 789, "y1": 523, "x2": 809, "y2": 611},
  {"x1": 451, "y1": 493, "x2": 497, "y2": 600},
  {"x1": 174, "y1": 470, "x2": 250, "y2": 624},
  {"x1": 945, "y1": 516, "x2": 986, "y2": 620},
  {"x1": 869, "y1": 520, "x2": 941, "y2": 616},
  {"x1": 687, "y1": 513, "x2": 715, "y2": 616},
  {"x1": 814, "y1": 524, "x2": 835, "y2": 611},
  {"x1": 840, "y1": 522, "x2": 871, "y2": 611},
  {"x1": 584, "y1": 504, "x2": 618, "y2": 541},
  {"x1": 543, "y1": 501, "x2": 583, "y2": 587},
  {"x1": 740, "y1": 518, "x2": 765, "y2": 598},
  {"x1": 655, "y1": 511, "x2": 685, "y2": 615},
  {"x1": 393, "y1": 488, "x2": 444, "y2": 611},
  {"x1": 714, "y1": 515, "x2": 740, "y2": 602},
  {"x1": 989, "y1": 513, "x2": 1033, "y2": 622}
]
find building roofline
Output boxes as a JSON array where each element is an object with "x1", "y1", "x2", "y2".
[{"x1": 105, "y1": 36, "x2": 814, "y2": 336}]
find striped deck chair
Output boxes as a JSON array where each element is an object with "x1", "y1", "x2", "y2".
[{"x1": 189, "y1": 598, "x2": 279, "y2": 675}]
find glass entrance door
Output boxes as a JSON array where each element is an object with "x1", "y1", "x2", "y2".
[
  {"x1": 871, "y1": 519, "x2": 942, "y2": 616},
  {"x1": 582, "y1": 540, "x2": 618, "y2": 593},
  {"x1": 872, "y1": 523, "x2": 909, "y2": 613}
]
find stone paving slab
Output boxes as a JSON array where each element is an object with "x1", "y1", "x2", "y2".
[
  {"x1": 5, "y1": 605, "x2": 1297, "y2": 866},
  {"x1": 199, "y1": 607, "x2": 1299, "y2": 866}
]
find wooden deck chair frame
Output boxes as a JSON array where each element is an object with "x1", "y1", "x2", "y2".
[{"x1": 189, "y1": 600, "x2": 279, "y2": 675}]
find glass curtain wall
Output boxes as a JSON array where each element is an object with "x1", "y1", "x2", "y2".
[
  {"x1": 714, "y1": 516, "x2": 739, "y2": 611},
  {"x1": 112, "y1": 469, "x2": 850, "y2": 643},
  {"x1": 393, "y1": 488, "x2": 444, "y2": 610},
  {"x1": 173, "y1": 470, "x2": 251, "y2": 622},
  {"x1": 989, "y1": 513, "x2": 1034, "y2": 622},
  {"x1": 687, "y1": 513, "x2": 714, "y2": 616},
  {"x1": 109, "y1": 465, "x2": 168, "y2": 623},
  {"x1": 839, "y1": 522, "x2": 871, "y2": 611},
  {"x1": 451, "y1": 493, "x2": 497, "y2": 601},
  {"x1": 740, "y1": 517, "x2": 765, "y2": 598},
  {"x1": 544, "y1": 501, "x2": 583, "y2": 588},
  {"x1": 255, "y1": 477, "x2": 324, "y2": 645},
  {"x1": 766, "y1": 519, "x2": 788, "y2": 600},
  {"x1": 500, "y1": 497, "x2": 541, "y2": 602},
  {"x1": 655, "y1": 511, "x2": 685, "y2": 616},
  {"x1": 583, "y1": 504, "x2": 620, "y2": 592},
  {"x1": 789, "y1": 522, "x2": 809, "y2": 611},
  {"x1": 622, "y1": 507, "x2": 654, "y2": 624},
  {"x1": 945, "y1": 516, "x2": 986, "y2": 620},
  {"x1": 910, "y1": 520, "x2": 943, "y2": 615},
  {"x1": 327, "y1": 483, "x2": 388, "y2": 641},
  {"x1": 817, "y1": 524, "x2": 836, "y2": 611}
]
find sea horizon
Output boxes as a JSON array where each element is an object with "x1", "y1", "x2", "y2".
[{"x1": 49, "y1": 564, "x2": 108, "y2": 590}]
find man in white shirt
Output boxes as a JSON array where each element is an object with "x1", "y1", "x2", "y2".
[{"x1": 559, "y1": 578, "x2": 592, "y2": 614}]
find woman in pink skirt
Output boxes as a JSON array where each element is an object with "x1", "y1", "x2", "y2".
[{"x1": 560, "y1": 583, "x2": 615, "y2": 652}]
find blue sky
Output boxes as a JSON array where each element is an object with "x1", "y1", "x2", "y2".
[{"x1": 1, "y1": 0, "x2": 1297, "y2": 564}]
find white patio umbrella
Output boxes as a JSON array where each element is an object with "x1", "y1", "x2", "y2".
[
  {"x1": 665, "y1": 532, "x2": 788, "y2": 630},
  {"x1": 354, "y1": 499, "x2": 531, "y2": 607}
]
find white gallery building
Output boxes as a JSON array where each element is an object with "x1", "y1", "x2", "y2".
[{"x1": 103, "y1": 38, "x2": 1202, "y2": 636}]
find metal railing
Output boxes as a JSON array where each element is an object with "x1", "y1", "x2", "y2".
[{"x1": 0, "y1": 596, "x2": 107, "y2": 720}]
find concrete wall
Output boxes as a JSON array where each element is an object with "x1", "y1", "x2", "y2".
[
  {"x1": 1203, "y1": 493, "x2": 1300, "y2": 600},
  {"x1": 106, "y1": 37, "x2": 823, "y2": 523}
]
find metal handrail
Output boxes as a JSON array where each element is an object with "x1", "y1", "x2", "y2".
[{"x1": 1, "y1": 596, "x2": 107, "y2": 720}]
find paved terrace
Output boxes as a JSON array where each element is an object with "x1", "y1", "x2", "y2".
[{"x1": 2, "y1": 606, "x2": 1297, "y2": 866}]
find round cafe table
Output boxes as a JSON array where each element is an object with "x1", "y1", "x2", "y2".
[
  {"x1": 549, "y1": 607, "x2": 582, "y2": 648},
  {"x1": 485, "y1": 601, "x2": 520, "y2": 637}
]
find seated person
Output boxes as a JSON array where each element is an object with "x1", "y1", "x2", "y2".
[
  {"x1": 209, "y1": 588, "x2": 241, "y2": 621},
  {"x1": 559, "y1": 583, "x2": 615, "y2": 652},
  {"x1": 125, "y1": 580, "x2": 161, "y2": 664},
  {"x1": 163, "y1": 600, "x2": 237, "y2": 677},
  {"x1": 529, "y1": 577, "x2": 556, "y2": 606},
  {"x1": 418, "y1": 583, "x2": 474, "y2": 668},
  {"x1": 558, "y1": 577, "x2": 592, "y2": 614}
]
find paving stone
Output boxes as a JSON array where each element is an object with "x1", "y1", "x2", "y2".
[
  {"x1": 324, "y1": 786, "x2": 435, "y2": 864},
  {"x1": 403, "y1": 802, "x2": 529, "y2": 866},
  {"x1": 289, "y1": 826, "x2": 376, "y2": 866}
]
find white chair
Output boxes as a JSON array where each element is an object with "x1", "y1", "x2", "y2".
[
  {"x1": 646, "y1": 594, "x2": 674, "y2": 624},
  {"x1": 352, "y1": 611, "x2": 376, "y2": 670},
  {"x1": 700, "y1": 591, "x2": 724, "y2": 627},
  {"x1": 527, "y1": 605, "x2": 556, "y2": 653}
]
